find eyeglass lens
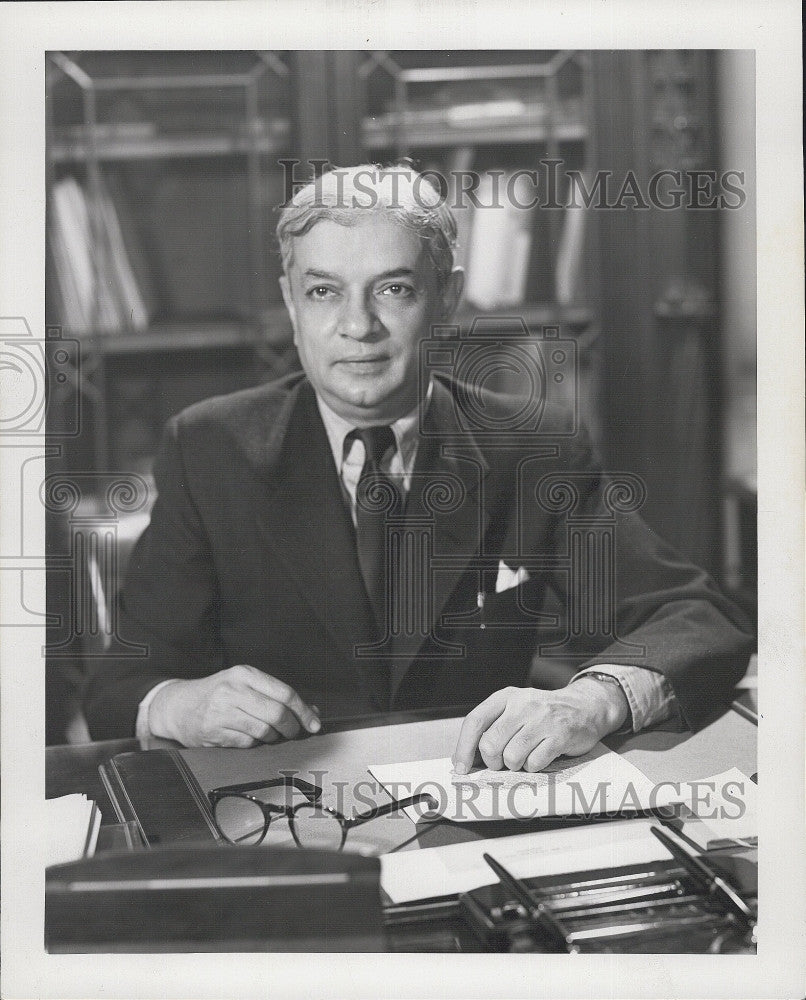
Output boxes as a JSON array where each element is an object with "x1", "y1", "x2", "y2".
[
  {"x1": 214, "y1": 784, "x2": 307, "y2": 845},
  {"x1": 290, "y1": 803, "x2": 345, "y2": 852},
  {"x1": 213, "y1": 795, "x2": 266, "y2": 845}
]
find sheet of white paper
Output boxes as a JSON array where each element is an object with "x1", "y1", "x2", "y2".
[
  {"x1": 380, "y1": 817, "x2": 674, "y2": 903},
  {"x1": 44, "y1": 794, "x2": 98, "y2": 867},
  {"x1": 370, "y1": 743, "x2": 666, "y2": 822},
  {"x1": 676, "y1": 766, "x2": 757, "y2": 848}
]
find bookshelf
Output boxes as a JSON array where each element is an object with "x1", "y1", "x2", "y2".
[
  {"x1": 46, "y1": 51, "x2": 298, "y2": 471},
  {"x1": 46, "y1": 50, "x2": 601, "y2": 471},
  {"x1": 359, "y1": 55, "x2": 588, "y2": 150},
  {"x1": 354, "y1": 50, "x2": 600, "y2": 439}
]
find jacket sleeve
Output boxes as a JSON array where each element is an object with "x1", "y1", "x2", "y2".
[
  {"x1": 82, "y1": 417, "x2": 226, "y2": 740},
  {"x1": 535, "y1": 432, "x2": 755, "y2": 730}
]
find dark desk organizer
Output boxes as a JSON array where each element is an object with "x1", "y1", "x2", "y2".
[
  {"x1": 460, "y1": 857, "x2": 757, "y2": 953},
  {"x1": 46, "y1": 844, "x2": 385, "y2": 952},
  {"x1": 98, "y1": 749, "x2": 220, "y2": 846},
  {"x1": 47, "y1": 750, "x2": 386, "y2": 952}
]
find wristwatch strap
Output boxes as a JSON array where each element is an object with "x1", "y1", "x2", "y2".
[{"x1": 580, "y1": 671, "x2": 633, "y2": 734}]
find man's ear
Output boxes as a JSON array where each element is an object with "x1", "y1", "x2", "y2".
[
  {"x1": 440, "y1": 267, "x2": 464, "y2": 320},
  {"x1": 279, "y1": 275, "x2": 298, "y2": 340}
]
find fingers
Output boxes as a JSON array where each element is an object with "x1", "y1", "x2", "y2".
[
  {"x1": 156, "y1": 666, "x2": 324, "y2": 748},
  {"x1": 231, "y1": 708, "x2": 285, "y2": 744},
  {"x1": 453, "y1": 686, "x2": 597, "y2": 774},
  {"x1": 213, "y1": 728, "x2": 261, "y2": 749},
  {"x1": 524, "y1": 738, "x2": 563, "y2": 772},
  {"x1": 452, "y1": 690, "x2": 508, "y2": 774},
  {"x1": 237, "y1": 666, "x2": 321, "y2": 734},
  {"x1": 478, "y1": 706, "x2": 542, "y2": 770},
  {"x1": 234, "y1": 686, "x2": 303, "y2": 741}
]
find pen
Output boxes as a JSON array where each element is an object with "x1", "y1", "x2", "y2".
[
  {"x1": 482, "y1": 852, "x2": 575, "y2": 953},
  {"x1": 650, "y1": 825, "x2": 756, "y2": 929},
  {"x1": 730, "y1": 699, "x2": 758, "y2": 725}
]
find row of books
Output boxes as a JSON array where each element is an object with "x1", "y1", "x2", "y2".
[
  {"x1": 49, "y1": 161, "x2": 587, "y2": 336},
  {"x1": 449, "y1": 155, "x2": 588, "y2": 311},
  {"x1": 49, "y1": 175, "x2": 152, "y2": 336}
]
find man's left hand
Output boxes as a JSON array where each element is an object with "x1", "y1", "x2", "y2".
[{"x1": 452, "y1": 677, "x2": 630, "y2": 774}]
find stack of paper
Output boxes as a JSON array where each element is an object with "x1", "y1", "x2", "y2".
[
  {"x1": 45, "y1": 794, "x2": 101, "y2": 868},
  {"x1": 676, "y1": 767, "x2": 758, "y2": 850},
  {"x1": 380, "y1": 818, "x2": 674, "y2": 903},
  {"x1": 370, "y1": 743, "x2": 664, "y2": 823}
]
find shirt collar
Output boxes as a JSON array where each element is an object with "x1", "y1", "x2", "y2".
[{"x1": 316, "y1": 381, "x2": 432, "y2": 470}]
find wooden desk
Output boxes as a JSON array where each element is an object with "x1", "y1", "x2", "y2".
[
  {"x1": 47, "y1": 701, "x2": 757, "y2": 952},
  {"x1": 46, "y1": 705, "x2": 471, "y2": 825},
  {"x1": 48, "y1": 701, "x2": 757, "y2": 832}
]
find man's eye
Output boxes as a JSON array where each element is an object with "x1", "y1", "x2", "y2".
[
  {"x1": 306, "y1": 286, "x2": 336, "y2": 300},
  {"x1": 380, "y1": 283, "x2": 413, "y2": 298}
]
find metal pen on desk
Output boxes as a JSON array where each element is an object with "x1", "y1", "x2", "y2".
[
  {"x1": 730, "y1": 699, "x2": 758, "y2": 725},
  {"x1": 482, "y1": 853, "x2": 576, "y2": 953},
  {"x1": 650, "y1": 825, "x2": 756, "y2": 930}
]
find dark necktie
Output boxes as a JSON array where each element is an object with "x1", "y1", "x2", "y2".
[{"x1": 348, "y1": 425, "x2": 402, "y2": 634}]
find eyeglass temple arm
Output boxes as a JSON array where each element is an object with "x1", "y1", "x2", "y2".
[
  {"x1": 208, "y1": 777, "x2": 323, "y2": 798},
  {"x1": 344, "y1": 793, "x2": 438, "y2": 828}
]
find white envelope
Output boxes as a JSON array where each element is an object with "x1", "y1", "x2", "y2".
[{"x1": 495, "y1": 559, "x2": 530, "y2": 593}]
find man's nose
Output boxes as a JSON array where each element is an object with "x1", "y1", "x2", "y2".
[{"x1": 340, "y1": 293, "x2": 379, "y2": 340}]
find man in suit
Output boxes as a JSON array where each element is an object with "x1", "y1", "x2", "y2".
[{"x1": 84, "y1": 165, "x2": 753, "y2": 772}]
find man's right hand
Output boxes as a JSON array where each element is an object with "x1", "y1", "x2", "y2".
[{"x1": 147, "y1": 665, "x2": 322, "y2": 748}]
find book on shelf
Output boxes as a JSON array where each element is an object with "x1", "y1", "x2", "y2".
[
  {"x1": 555, "y1": 172, "x2": 589, "y2": 307},
  {"x1": 444, "y1": 146, "x2": 475, "y2": 273},
  {"x1": 458, "y1": 166, "x2": 588, "y2": 315},
  {"x1": 463, "y1": 170, "x2": 536, "y2": 310},
  {"x1": 50, "y1": 176, "x2": 95, "y2": 333},
  {"x1": 50, "y1": 174, "x2": 152, "y2": 336},
  {"x1": 99, "y1": 172, "x2": 154, "y2": 329}
]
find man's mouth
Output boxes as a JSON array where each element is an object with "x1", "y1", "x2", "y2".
[{"x1": 337, "y1": 356, "x2": 389, "y2": 367}]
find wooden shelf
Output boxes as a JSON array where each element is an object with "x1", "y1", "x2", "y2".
[
  {"x1": 72, "y1": 306, "x2": 591, "y2": 356},
  {"x1": 363, "y1": 117, "x2": 586, "y2": 150},
  {"x1": 50, "y1": 122, "x2": 291, "y2": 162},
  {"x1": 77, "y1": 320, "x2": 270, "y2": 355},
  {"x1": 456, "y1": 303, "x2": 593, "y2": 333}
]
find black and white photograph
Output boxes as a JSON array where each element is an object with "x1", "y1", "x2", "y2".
[{"x1": 1, "y1": 2, "x2": 803, "y2": 998}]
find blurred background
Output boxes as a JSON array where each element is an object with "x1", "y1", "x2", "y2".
[{"x1": 44, "y1": 49, "x2": 756, "y2": 743}]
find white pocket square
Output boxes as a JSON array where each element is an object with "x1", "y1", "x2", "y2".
[{"x1": 495, "y1": 560, "x2": 530, "y2": 593}]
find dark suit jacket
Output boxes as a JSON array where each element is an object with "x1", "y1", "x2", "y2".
[{"x1": 84, "y1": 373, "x2": 754, "y2": 739}]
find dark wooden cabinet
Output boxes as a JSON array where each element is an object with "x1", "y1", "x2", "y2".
[{"x1": 591, "y1": 50, "x2": 724, "y2": 573}]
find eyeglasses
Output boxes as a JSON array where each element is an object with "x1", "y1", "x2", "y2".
[{"x1": 208, "y1": 776, "x2": 438, "y2": 852}]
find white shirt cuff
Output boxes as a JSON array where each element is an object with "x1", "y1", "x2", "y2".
[
  {"x1": 573, "y1": 664, "x2": 678, "y2": 732},
  {"x1": 135, "y1": 679, "x2": 180, "y2": 742}
]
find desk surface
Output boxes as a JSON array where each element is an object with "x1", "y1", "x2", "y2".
[
  {"x1": 46, "y1": 701, "x2": 757, "y2": 953},
  {"x1": 48, "y1": 700, "x2": 757, "y2": 835},
  {"x1": 46, "y1": 706, "x2": 470, "y2": 823}
]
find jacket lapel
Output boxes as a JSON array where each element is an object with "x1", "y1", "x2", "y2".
[
  {"x1": 248, "y1": 375, "x2": 495, "y2": 709},
  {"x1": 389, "y1": 379, "x2": 492, "y2": 698},
  {"x1": 253, "y1": 382, "x2": 389, "y2": 708}
]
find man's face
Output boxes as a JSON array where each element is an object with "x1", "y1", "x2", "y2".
[{"x1": 280, "y1": 214, "x2": 462, "y2": 426}]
